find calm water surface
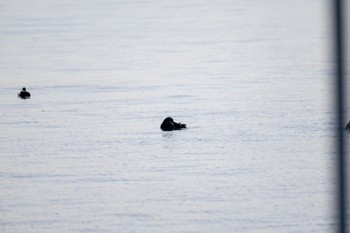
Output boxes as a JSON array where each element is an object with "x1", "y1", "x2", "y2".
[{"x1": 0, "y1": 0, "x2": 339, "y2": 232}]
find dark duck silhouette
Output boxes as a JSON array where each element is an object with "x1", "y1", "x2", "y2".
[
  {"x1": 160, "y1": 117, "x2": 186, "y2": 131},
  {"x1": 18, "y1": 87, "x2": 31, "y2": 99},
  {"x1": 346, "y1": 121, "x2": 350, "y2": 130}
]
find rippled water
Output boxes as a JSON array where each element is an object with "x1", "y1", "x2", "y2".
[{"x1": 0, "y1": 0, "x2": 340, "y2": 232}]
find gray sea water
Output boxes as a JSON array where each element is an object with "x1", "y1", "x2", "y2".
[{"x1": 0, "y1": 0, "x2": 344, "y2": 232}]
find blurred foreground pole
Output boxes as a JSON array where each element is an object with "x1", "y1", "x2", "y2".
[{"x1": 333, "y1": 0, "x2": 347, "y2": 232}]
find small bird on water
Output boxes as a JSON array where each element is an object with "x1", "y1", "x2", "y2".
[
  {"x1": 18, "y1": 87, "x2": 31, "y2": 99},
  {"x1": 160, "y1": 117, "x2": 186, "y2": 131},
  {"x1": 346, "y1": 121, "x2": 350, "y2": 130}
]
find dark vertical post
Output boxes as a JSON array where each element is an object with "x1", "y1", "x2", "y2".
[{"x1": 334, "y1": 0, "x2": 347, "y2": 232}]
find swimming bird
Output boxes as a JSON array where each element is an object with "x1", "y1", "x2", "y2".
[
  {"x1": 346, "y1": 121, "x2": 350, "y2": 130},
  {"x1": 160, "y1": 117, "x2": 186, "y2": 131},
  {"x1": 18, "y1": 87, "x2": 31, "y2": 99}
]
